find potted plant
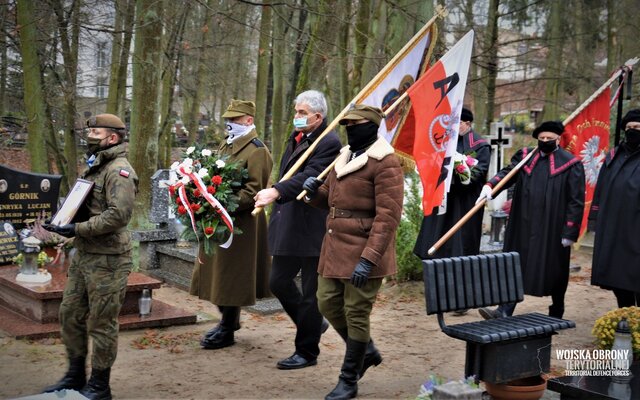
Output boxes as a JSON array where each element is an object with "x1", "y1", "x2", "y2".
[{"x1": 592, "y1": 306, "x2": 640, "y2": 362}]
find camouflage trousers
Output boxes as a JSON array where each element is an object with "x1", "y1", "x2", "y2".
[{"x1": 60, "y1": 250, "x2": 132, "y2": 370}]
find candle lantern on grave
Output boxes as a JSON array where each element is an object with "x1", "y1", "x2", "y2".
[{"x1": 16, "y1": 234, "x2": 52, "y2": 284}]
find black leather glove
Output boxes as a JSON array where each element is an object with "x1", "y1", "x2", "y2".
[
  {"x1": 350, "y1": 258, "x2": 374, "y2": 288},
  {"x1": 43, "y1": 223, "x2": 76, "y2": 238},
  {"x1": 302, "y1": 177, "x2": 323, "y2": 199}
]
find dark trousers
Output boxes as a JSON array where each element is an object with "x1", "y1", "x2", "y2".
[
  {"x1": 497, "y1": 287, "x2": 567, "y2": 318},
  {"x1": 269, "y1": 256, "x2": 323, "y2": 360},
  {"x1": 613, "y1": 288, "x2": 640, "y2": 308}
]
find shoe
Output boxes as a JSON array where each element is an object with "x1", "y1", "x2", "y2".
[
  {"x1": 79, "y1": 368, "x2": 111, "y2": 400},
  {"x1": 453, "y1": 309, "x2": 469, "y2": 316},
  {"x1": 201, "y1": 326, "x2": 235, "y2": 349},
  {"x1": 359, "y1": 340, "x2": 382, "y2": 379},
  {"x1": 321, "y1": 318, "x2": 330, "y2": 334},
  {"x1": 478, "y1": 307, "x2": 500, "y2": 320},
  {"x1": 277, "y1": 353, "x2": 318, "y2": 370},
  {"x1": 325, "y1": 338, "x2": 367, "y2": 400},
  {"x1": 43, "y1": 356, "x2": 86, "y2": 393}
]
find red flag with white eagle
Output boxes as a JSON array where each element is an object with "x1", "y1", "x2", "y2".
[
  {"x1": 404, "y1": 30, "x2": 474, "y2": 216},
  {"x1": 560, "y1": 88, "x2": 610, "y2": 239}
]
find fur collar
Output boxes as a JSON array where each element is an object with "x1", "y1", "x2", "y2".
[{"x1": 334, "y1": 138, "x2": 394, "y2": 178}]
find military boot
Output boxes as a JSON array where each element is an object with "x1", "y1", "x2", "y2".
[
  {"x1": 548, "y1": 304, "x2": 564, "y2": 319},
  {"x1": 203, "y1": 305, "x2": 241, "y2": 341},
  {"x1": 79, "y1": 368, "x2": 111, "y2": 400},
  {"x1": 43, "y1": 356, "x2": 86, "y2": 393},
  {"x1": 202, "y1": 306, "x2": 238, "y2": 349},
  {"x1": 334, "y1": 327, "x2": 382, "y2": 380},
  {"x1": 325, "y1": 338, "x2": 367, "y2": 400}
]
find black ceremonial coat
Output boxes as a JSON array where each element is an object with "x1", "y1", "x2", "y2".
[
  {"x1": 589, "y1": 144, "x2": 640, "y2": 293},
  {"x1": 268, "y1": 120, "x2": 342, "y2": 257},
  {"x1": 414, "y1": 130, "x2": 491, "y2": 259},
  {"x1": 489, "y1": 147, "x2": 585, "y2": 297}
]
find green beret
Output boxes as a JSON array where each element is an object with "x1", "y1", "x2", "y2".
[
  {"x1": 339, "y1": 104, "x2": 384, "y2": 126},
  {"x1": 222, "y1": 99, "x2": 256, "y2": 118},
  {"x1": 86, "y1": 113, "x2": 126, "y2": 130}
]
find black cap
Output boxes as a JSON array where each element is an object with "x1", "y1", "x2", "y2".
[
  {"x1": 461, "y1": 107, "x2": 473, "y2": 122},
  {"x1": 532, "y1": 121, "x2": 564, "y2": 138},
  {"x1": 622, "y1": 109, "x2": 640, "y2": 129}
]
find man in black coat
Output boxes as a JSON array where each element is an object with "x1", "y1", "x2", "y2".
[
  {"x1": 477, "y1": 121, "x2": 585, "y2": 320},
  {"x1": 589, "y1": 109, "x2": 640, "y2": 307},
  {"x1": 413, "y1": 108, "x2": 491, "y2": 260},
  {"x1": 254, "y1": 90, "x2": 341, "y2": 369}
]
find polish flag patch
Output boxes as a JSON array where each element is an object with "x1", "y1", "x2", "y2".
[{"x1": 119, "y1": 169, "x2": 130, "y2": 178}]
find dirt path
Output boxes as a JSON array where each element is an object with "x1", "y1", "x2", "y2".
[{"x1": 0, "y1": 247, "x2": 618, "y2": 399}]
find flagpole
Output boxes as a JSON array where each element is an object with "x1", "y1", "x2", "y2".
[
  {"x1": 563, "y1": 57, "x2": 637, "y2": 126},
  {"x1": 251, "y1": 6, "x2": 448, "y2": 217},
  {"x1": 427, "y1": 148, "x2": 538, "y2": 256}
]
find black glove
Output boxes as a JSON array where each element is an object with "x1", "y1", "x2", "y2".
[
  {"x1": 350, "y1": 258, "x2": 374, "y2": 288},
  {"x1": 43, "y1": 223, "x2": 76, "y2": 238},
  {"x1": 302, "y1": 177, "x2": 323, "y2": 199}
]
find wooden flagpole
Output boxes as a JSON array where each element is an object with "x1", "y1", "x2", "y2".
[
  {"x1": 426, "y1": 58, "x2": 639, "y2": 256},
  {"x1": 251, "y1": 6, "x2": 448, "y2": 216}
]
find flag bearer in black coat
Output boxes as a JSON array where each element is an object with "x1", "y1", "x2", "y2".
[
  {"x1": 413, "y1": 108, "x2": 491, "y2": 259},
  {"x1": 589, "y1": 109, "x2": 640, "y2": 307},
  {"x1": 254, "y1": 90, "x2": 342, "y2": 369},
  {"x1": 477, "y1": 121, "x2": 585, "y2": 320}
]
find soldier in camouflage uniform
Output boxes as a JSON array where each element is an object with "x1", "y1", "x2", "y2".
[{"x1": 43, "y1": 114, "x2": 138, "y2": 400}]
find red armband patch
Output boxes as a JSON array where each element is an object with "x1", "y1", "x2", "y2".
[{"x1": 119, "y1": 169, "x2": 130, "y2": 178}]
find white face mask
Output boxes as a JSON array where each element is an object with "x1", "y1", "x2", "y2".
[{"x1": 225, "y1": 121, "x2": 255, "y2": 144}]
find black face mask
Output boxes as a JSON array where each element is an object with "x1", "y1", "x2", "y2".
[
  {"x1": 86, "y1": 137, "x2": 105, "y2": 155},
  {"x1": 538, "y1": 139, "x2": 557, "y2": 153},
  {"x1": 346, "y1": 121, "x2": 379, "y2": 152},
  {"x1": 624, "y1": 128, "x2": 640, "y2": 148}
]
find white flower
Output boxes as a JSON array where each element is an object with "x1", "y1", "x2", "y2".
[
  {"x1": 186, "y1": 146, "x2": 195, "y2": 155},
  {"x1": 180, "y1": 176, "x2": 190, "y2": 185},
  {"x1": 215, "y1": 159, "x2": 226, "y2": 168},
  {"x1": 201, "y1": 149, "x2": 212, "y2": 157},
  {"x1": 197, "y1": 168, "x2": 209, "y2": 178},
  {"x1": 170, "y1": 161, "x2": 180, "y2": 170},
  {"x1": 183, "y1": 158, "x2": 193, "y2": 167}
]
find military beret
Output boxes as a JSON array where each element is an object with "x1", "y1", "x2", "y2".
[
  {"x1": 622, "y1": 109, "x2": 640, "y2": 128},
  {"x1": 86, "y1": 113, "x2": 126, "y2": 130},
  {"x1": 532, "y1": 121, "x2": 564, "y2": 138},
  {"x1": 222, "y1": 99, "x2": 256, "y2": 118},
  {"x1": 339, "y1": 104, "x2": 384, "y2": 127},
  {"x1": 461, "y1": 107, "x2": 474, "y2": 122}
]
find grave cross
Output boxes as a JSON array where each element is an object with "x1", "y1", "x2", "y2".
[{"x1": 488, "y1": 122, "x2": 513, "y2": 176}]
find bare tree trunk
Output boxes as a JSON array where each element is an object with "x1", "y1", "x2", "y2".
[
  {"x1": 129, "y1": 0, "x2": 164, "y2": 227},
  {"x1": 270, "y1": 4, "x2": 286, "y2": 163},
  {"x1": 158, "y1": 5, "x2": 188, "y2": 168},
  {"x1": 480, "y1": 0, "x2": 499, "y2": 134},
  {"x1": 106, "y1": 0, "x2": 125, "y2": 114},
  {"x1": 351, "y1": 0, "x2": 370, "y2": 96},
  {"x1": 51, "y1": 0, "x2": 81, "y2": 191},
  {"x1": 606, "y1": 0, "x2": 619, "y2": 75},
  {"x1": 186, "y1": 0, "x2": 213, "y2": 145},
  {"x1": 255, "y1": 0, "x2": 272, "y2": 136},
  {"x1": 541, "y1": 0, "x2": 564, "y2": 122},
  {"x1": 17, "y1": 0, "x2": 48, "y2": 173},
  {"x1": 0, "y1": 1, "x2": 7, "y2": 116},
  {"x1": 117, "y1": 0, "x2": 135, "y2": 116},
  {"x1": 337, "y1": 0, "x2": 350, "y2": 109}
]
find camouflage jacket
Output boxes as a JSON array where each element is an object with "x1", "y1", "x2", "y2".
[{"x1": 74, "y1": 143, "x2": 138, "y2": 254}]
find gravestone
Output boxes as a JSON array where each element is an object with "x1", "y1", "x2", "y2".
[
  {"x1": 0, "y1": 221, "x2": 19, "y2": 265},
  {"x1": 0, "y1": 164, "x2": 62, "y2": 228},
  {"x1": 149, "y1": 169, "x2": 176, "y2": 227}
]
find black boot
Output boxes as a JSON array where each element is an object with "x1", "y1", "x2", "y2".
[
  {"x1": 325, "y1": 338, "x2": 367, "y2": 400},
  {"x1": 549, "y1": 304, "x2": 564, "y2": 319},
  {"x1": 202, "y1": 306, "x2": 238, "y2": 349},
  {"x1": 334, "y1": 328, "x2": 382, "y2": 380},
  {"x1": 43, "y1": 356, "x2": 86, "y2": 393},
  {"x1": 204, "y1": 306, "x2": 241, "y2": 340},
  {"x1": 80, "y1": 368, "x2": 111, "y2": 400}
]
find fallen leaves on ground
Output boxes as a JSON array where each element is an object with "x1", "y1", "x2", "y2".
[{"x1": 130, "y1": 329, "x2": 200, "y2": 352}]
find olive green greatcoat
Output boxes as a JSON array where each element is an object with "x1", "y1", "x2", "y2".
[{"x1": 190, "y1": 129, "x2": 273, "y2": 306}]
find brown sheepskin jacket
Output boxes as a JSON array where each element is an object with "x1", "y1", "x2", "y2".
[{"x1": 308, "y1": 138, "x2": 404, "y2": 279}]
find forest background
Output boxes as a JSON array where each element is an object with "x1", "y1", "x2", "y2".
[{"x1": 1, "y1": 0, "x2": 640, "y2": 247}]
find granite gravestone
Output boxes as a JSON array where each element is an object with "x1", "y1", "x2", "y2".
[
  {"x1": 0, "y1": 164, "x2": 62, "y2": 228},
  {"x1": 0, "y1": 221, "x2": 19, "y2": 265},
  {"x1": 149, "y1": 169, "x2": 175, "y2": 227}
]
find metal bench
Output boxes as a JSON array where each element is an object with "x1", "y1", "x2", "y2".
[{"x1": 422, "y1": 252, "x2": 575, "y2": 384}]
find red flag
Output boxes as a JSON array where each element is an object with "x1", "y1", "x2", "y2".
[
  {"x1": 404, "y1": 31, "x2": 474, "y2": 216},
  {"x1": 560, "y1": 88, "x2": 610, "y2": 239}
]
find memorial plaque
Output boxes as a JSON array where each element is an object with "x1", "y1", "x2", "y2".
[
  {"x1": 0, "y1": 221, "x2": 19, "y2": 265},
  {"x1": 0, "y1": 164, "x2": 62, "y2": 228}
]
